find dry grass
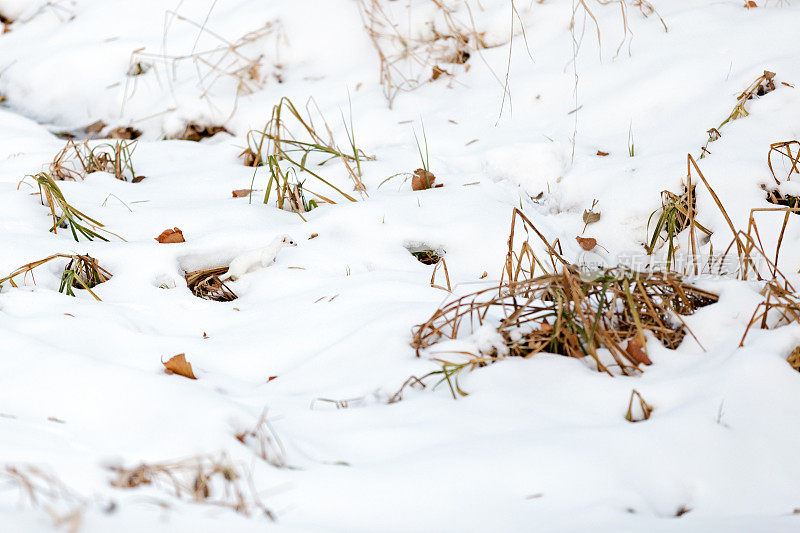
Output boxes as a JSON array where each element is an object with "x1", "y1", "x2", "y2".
[
  {"x1": 241, "y1": 97, "x2": 370, "y2": 215},
  {"x1": 765, "y1": 188, "x2": 800, "y2": 211},
  {"x1": 184, "y1": 266, "x2": 237, "y2": 302},
  {"x1": 768, "y1": 140, "x2": 800, "y2": 185},
  {"x1": 699, "y1": 71, "x2": 777, "y2": 158},
  {"x1": 410, "y1": 208, "x2": 718, "y2": 382},
  {"x1": 18, "y1": 173, "x2": 116, "y2": 241},
  {"x1": 739, "y1": 278, "x2": 800, "y2": 347},
  {"x1": 49, "y1": 139, "x2": 138, "y2": 182},
  {"x1": 358, "y1": 0, "x2": 493, "y2": 107},
  {"x1": 123, "y1": 16, "x2": 285, "y2": 118},
  {"x1": 625, "y1": 389, "x2": 653, "y2": 422},
  {"x1": 0, "y1": 254, "x2": 111, "y2": 300},
  {"x1": 109, "y1": 453, "x2": 274, "y2": 519},
  {"x1": 1, "y1": 465, "x2": 85, "y2": 533},
  {"x1": 412, "y1": 266, "x2": 717, "y2": 377},
  {"x1": 234, "y1": 410, "x2": 287, "y2": 469},
  {"x1": 646, "y1": 156, "x2": 712, "y2": 274}
]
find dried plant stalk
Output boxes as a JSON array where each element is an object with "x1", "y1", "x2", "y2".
[
  {"x1": 110, "y1": 453, "x2": 274, "y2": 519},
  {"x1": 185, "y1": 266, "x2": 237, "y2": 302}
]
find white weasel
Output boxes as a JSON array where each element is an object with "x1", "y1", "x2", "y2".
[{"x1": 219, "y1": 235, "x2": 297, "y2": 282}]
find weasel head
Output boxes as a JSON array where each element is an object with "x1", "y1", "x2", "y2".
[{"x1": 278, "y1": 234, "x2": 297, "y2": 247}]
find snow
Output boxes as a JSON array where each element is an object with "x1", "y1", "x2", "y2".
[{"x1": 1, "y1": 0, "x2": 800, "y2": 531}]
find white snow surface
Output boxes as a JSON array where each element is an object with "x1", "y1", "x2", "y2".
[{"x1": 0, "y1": 0, "x2": 800, "y2": 531}]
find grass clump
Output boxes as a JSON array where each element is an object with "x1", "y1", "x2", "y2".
[
  {"x1": 411, "y1": 265, "x2": 717, "y2": 377},
  {"x1": 185, "y1": 266, "x2": 237, "y2": 302},
  {"x1": 0, "y1": 254, "x2": 112, "y2": 300},
  {"x1": 410, "y1": 208, "x2": 718, "y2": 385},
  {"x1": 1, "y1": 465, "x2": 85, "y2": 532},
  {"x1": 109, "y1": 453, "x2": 274, "y2": 519},
  {"x1": 49, "y1": 139, "x2": 138, "y2": 182},
  {"x1": 242, "y1": 97, "x2": 371, "y2": 216},
  {"x1": 20, "y1": 173, "x2": 113, "y2": 241}
]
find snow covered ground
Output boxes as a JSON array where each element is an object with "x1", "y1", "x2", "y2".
[{"x1": 1, "y1": 0, "x2": 800, "y2": 531}]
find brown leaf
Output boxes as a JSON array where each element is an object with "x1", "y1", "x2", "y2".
[
  {"x1": 744, "y1": 1, "x2": 757, "y2": 8},
  {"x1": 412, "y1": 169, "x2": 436, "y2": 191},
  {"x1": 479, "y1": 271, "x2": 488, "y2": 279},
  {"x1": 582, "y1": 209, "x2": 601, "y2": 226},
  {"x1": 85, "y1": 120, "x2": 106, "y2": 135},
  {"x1": 162, "y1": 353, "x2": 197, "y2": 379},
  {"x1": 431, "y1": 65, "x2": 449, "y2": 81},
  {"x1": 155, "y1": 227, "x2": 185, "y2": 244},
  {"x1": 132, "y1": 175, "x2": 147, "y2": 183},
  {"x1": 108, "y1": 126, "x2": 142, "y2": 140},
  {"x1": 308, "y1": 233, "x2": 319, "y2": 239},
  {"x1": 596, "y1": 150, "x2": 609, "y2": 156},
  {"x1": 231, "y1": 189, "x2": 251, "y2": 198},
  {"x1": 625, "y1": 339, "x2": 652, "y2": 366},
  {"x1": 576, "y1": 236, "x2": 597, "y2": 251},
  {"x1": 181, "y1": 123, "x2": 228, "y2": 142}
]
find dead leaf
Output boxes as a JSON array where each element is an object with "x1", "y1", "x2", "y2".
[
  {"x1": 162, "y1": 353, "x2": 197, "y2": 379},
  {"x1": 625, "y1": 339, "x2": 652, "y2": 366},
  {"x1": 582, "y1": 209, "x2": 601, "y2": 226},
  {"x1": 480, "y1": 271, "x2": 488, "y2": 279},
  {"x1": 108, "y1": 126, "x2": 142, "y2": 140},
  {"x1": 309, "y1": 233, "x2": 319, "y2": 239},
  {"x1": 412, "y1": 169, "x2": 436, "y2": 191},
  {"x1": 744, "y1": 1, "x2": 757, "y2": 7},
  {"x1": 85, "y1": 120, "x2": 106, "y2": 135},
  {"x1": 202, "y1": 332, "x2": 209, "y2": 339},
  {"x1": 155, "y1": 227, "x2": 185, "y2": 244},
  {"x1": 576, "y1": 236, "x2": 597, "y2": 251},
  {"x1": 596, "y1": 150, "x2": 609, "y2": 156},
  {"x1": 267, "y1": 376, "x2": 277, "y2": 382},
  {"x1": 132, "y1": 175, "x2": 146, "y2": 183},
  {"x1": 181, "y1": 123, "x2": 228, "y2": 142},
  {"x1": 231, "y1": 189, "x2": 251, "y2": 198},
  {"x1": 431, "y1": 65, "x2": 449, "y2": 81}
]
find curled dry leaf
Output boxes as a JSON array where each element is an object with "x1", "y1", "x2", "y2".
[
  {"x1": 132, "y1": 176, "x2": 147, "y2": 183},
  {"x1": 596, "y1": 150, "x2": 609, "y2": 156},
  {"x1": 431, "y1": 65, "x2": 449, "y2": 81},
  {"x1": 231, "y1": 189, "x2": 251, "y2": 198},
  {"x1": 625, "y1": 339, "x2": 652, "y2": 366},
  {"x1": 744, "y1": 1, "x2": 757, "y2": 7},
  {"x1": 156, "y1": 227, "x2": 185, "y2": 244},
  {"x1": 162, "y1": 353, "x2": 197, "y2": 379},
  {"x1": 308, "y1": 233, "x2": 319, "y2": 239},
  {"x1": 576, "y1": 236, "x2": 597, "y2": 251},
  {"x1": 412, "y1": 168, "x2": 436, "y2": 191},
  {"x1": 480, "y1": 271, "x2": 488, "y2": 279}
]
